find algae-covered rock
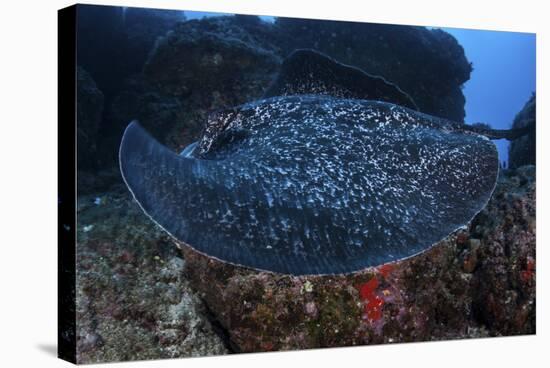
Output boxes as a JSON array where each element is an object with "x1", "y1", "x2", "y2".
[
  {"x1": 75, "y1": 189, "x2": 228, "y2": 363},
  {"x1": 469, "y1": 165, "x2": 536, "y2": 334},
  {"x1": 509, "y1": 94, "x2": 536, "y2": 169},
  {"x1": 180, "y1": 166, "x2": 535, "y2": 352}
]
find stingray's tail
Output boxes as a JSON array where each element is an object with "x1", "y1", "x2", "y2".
[{"x1": 467, "y1": 118, "x2": 535, "y2": 140}]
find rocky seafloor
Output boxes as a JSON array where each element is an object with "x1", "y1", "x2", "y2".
[
  {"x1": 75, "y1": 188, "x2": 228, "y2": 363},
  {"x1": 75, "y1": 166, "x2": 535, "y2": 362}
]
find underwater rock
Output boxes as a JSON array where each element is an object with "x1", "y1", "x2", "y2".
[
  {"x1": 109, "y1": 77, "x2": 184, "y2": 155},
  {"x1": 76, "y1": 5, "x2": 186, "y2": 173},
  {"x1": 508, "y1": 93, "x2": 536, "y2": 169},
  {"x1": 180, "y1": 167, "x2": 535, "y2": 351},
  {"x1": 274, "y1": 18, "x2": 471, "y2": 121},
  {"x1": 77, "y1": 5, "x2": 185, "y2": 103},
  {"x1": 123, "y1": 7, "x2": 187, "y2": 68},
  {"x1": 110, "y1": 16, "x2": 282, "y2": 157},
  {"x1": 75, "y1": 190, "x2": 227, "y2": 363},
  {"x1": 469, "y1": 165, "x2": 536, "y2": 334},
  {"x1": 140, "y1": 16, "x2": 281, "y2": 148},
  {"x1": 77, "y1": 66, "x2": 104, "y2": 171}
]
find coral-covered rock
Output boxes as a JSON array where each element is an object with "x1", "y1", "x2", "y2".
[
  {"x1": 77, "y1": 66, "x2": 104, "y2": 171},
  {"x1": 509, "y1": 94, "x2": 536, "y2": 169},
  {"x1": 180, "y1": 166, "x2": 535, "y2": 352},
  {"x1": 75, "y1": 189, "x2": 228, "y2": 363}
]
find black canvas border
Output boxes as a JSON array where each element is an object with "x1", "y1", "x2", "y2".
[{"x1": 58, "y1": 4, "x2": 77, "y2": 364}]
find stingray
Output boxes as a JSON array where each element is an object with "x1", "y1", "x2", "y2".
[{"x1": 119, "y1": 49, "x2": 530, "y2": 275}]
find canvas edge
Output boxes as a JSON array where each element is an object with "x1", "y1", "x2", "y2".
[{"x1": 58, "y1": 4, "x2": 77, "y2": 364}]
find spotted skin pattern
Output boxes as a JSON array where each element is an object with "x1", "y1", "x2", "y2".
[{"x1": 120, "y1": 95, "x2": 498, "y2": 275}]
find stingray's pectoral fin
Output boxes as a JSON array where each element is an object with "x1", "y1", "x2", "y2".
[
  {"x1": 119, "y1": 121, "x2": 288, "y2": 274},
  {"x1": 119, "y1": 121, "x2": 215, "y2": 243},
  {"x1": 120, "y1": 121, "x2": 179, "y2": 215},
  {"x1": 264, "y1": 48, "x2": 418, "y2": 110}
]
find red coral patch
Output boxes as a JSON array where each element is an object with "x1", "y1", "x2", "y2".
[
  {"x1": 365, "y1": 295, "x2": 384, "y2": 321},
  {"x1": 359, "y1": 278, "x2": 379, "y2": 300},
  {"x1": 520, "y1": 257, "x2": 535, "y2": 283},
  {"x1": 358, "y1": 277, "x2": 385, "y2": 322}
]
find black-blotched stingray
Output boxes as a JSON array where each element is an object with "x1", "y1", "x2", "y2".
[{"x1": 119, "y1": 49, "x2": 530, "y2": 275}]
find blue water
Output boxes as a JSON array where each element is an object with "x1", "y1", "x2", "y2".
[
  {"x1": 184, "y1": 12, "x2": 536, "y2": 165},
  {"x1": 442, "y1": 28, "x2": 536, "y2": 166}
]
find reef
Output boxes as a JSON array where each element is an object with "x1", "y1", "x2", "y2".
[{"x1": 509, "y1": 93, "x2": 536, "y2": 169}]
